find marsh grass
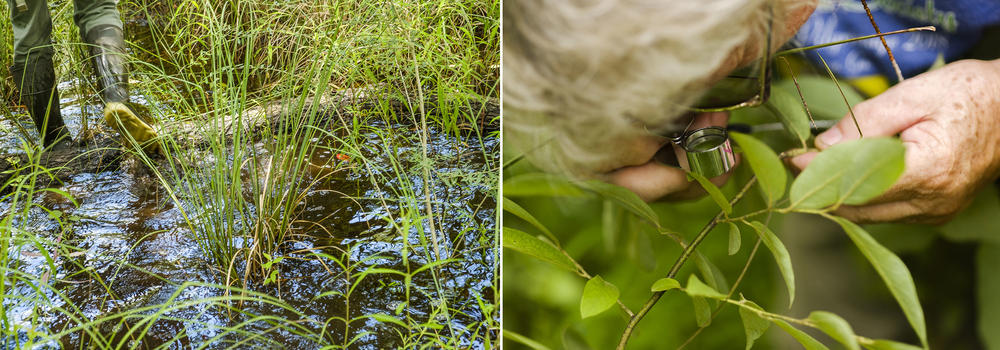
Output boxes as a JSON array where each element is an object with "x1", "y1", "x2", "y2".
[{"x1": 3, "y1": 0, "x2": 497, "y2": 347}]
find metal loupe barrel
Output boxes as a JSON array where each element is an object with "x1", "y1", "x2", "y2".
[{"x1": 681, "y1": 127, "x2": 736, "y2": 178}]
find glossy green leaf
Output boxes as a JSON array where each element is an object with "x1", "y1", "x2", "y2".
[
  {"x1": 503, "y1": 197, "x2": 558, "y2": 243},
  {"x1": 863, "y1": 339, "x2": 923, "y2": 350},
  {"x1": 692, "y1": 296, "x2": 712, "y2": 327},
  {"x1": 503, "y1": 173, "x2": 586, "y2": 197},
  {"x1": 503, "y1": 227, "x2": 576, "y2": 272},
  {"x1": 651, "y1": 278, "x2": 681, "y2": 292},
  {"x1": 832, "y1": 217, "x2": 927, "y2": 348},
  {"x1": 749, "y1": 221, "x2": 795, "y2": 306},
  {"x1": 978, "y1": 243, "x2": 1000, "y2": 350},
  {"x1": 730, "y1": 132, "x2": 786, "y2": 206},
  {"x1": 789, "y1": 138, "x2": 905, "y2": 209},
  {"x1": 580, "y1": 275, "x2": 620, "y2": 318},
  {"x1": 773, "y1": 320, "x2": 829, "y2": 350},
  {"x1": 808, "y1": 311, "x2": 859, "y2": 350},
  {"x1": 577, "y1": 180, "x2": 660, "y2": 227},
  {"x1": 764, "y1": 88, "x2": 811, "y2": 144},
  {"x1": 728, "y1": 223, "x2": 742, "y2": 256},
  {"x1": 685, "y1": 274, "x2": 727, "y2": 300},
  {"x1": 687, "y1": 172, "x2": 732, "y2": 215},
  {"x1": 738, "y1": 300, "x2": 770, "y2": 350}
]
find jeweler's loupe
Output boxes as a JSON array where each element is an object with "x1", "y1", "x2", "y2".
[{"x1": 654, "y1": 126, "x2": 736, "y2": 178}]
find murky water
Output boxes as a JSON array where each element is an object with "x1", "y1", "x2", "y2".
[{"x1": 0, "y1": 84, "x2": 498, "y2": 348}]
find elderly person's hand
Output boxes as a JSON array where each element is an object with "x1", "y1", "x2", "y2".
[
  {"x1": 791, "y1": 59, "x2": 1000, "y2": 224},
  {"x1": 605, "y1": 112, "x2": 731, "y2": 202}
]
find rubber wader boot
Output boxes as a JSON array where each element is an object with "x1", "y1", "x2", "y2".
[
  {"x1": 9, "y1": 57, "x2": 71, "y2": 147},
  {"x1": 86, "y1": 24, "x2": 159, "y2": 153}
]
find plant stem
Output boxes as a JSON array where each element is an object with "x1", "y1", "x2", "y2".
[
  {"x1": 616, "y1": 177, "x2": 757, "y2": 350},
  {"x1": 776, "y1": 26, "x2": 935, "y2": 57},
  {"x1": 555, "y1": 237, "x2": 636, "y2": 318},
  {"x1": 860, "y1": 0, "x2": 905, "y2": 82},
  {"x1": 719, "y1": 208, "x2": 773, "y2": 223},
  {"x1": 676, "y1": 238, "x2": 763, "y2": 349}
]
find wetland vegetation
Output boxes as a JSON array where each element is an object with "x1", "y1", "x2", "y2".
[{"x1": 0, "y1": 0, "x2": 499, "y2": 348}]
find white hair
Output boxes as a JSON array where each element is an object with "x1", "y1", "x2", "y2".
[{"x1": 504, "y1": 0, "x2": 802, "y2": 177}]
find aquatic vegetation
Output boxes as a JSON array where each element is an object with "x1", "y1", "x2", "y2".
[{"x1": 0, "y1": 0, "x2": 497, "y2": 347}]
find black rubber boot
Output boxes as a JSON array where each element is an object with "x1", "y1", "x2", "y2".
[
  {"x1": 9, "y1": 56, "x2": 71, "y2": 147},
  {"x1": 85, "y1": 24, "x2": 158, "y2": 152}
]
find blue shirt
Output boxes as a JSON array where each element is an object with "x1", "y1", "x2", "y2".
[{"x1": 793, "y1": 0, "x2": 1000, "y2": 81}]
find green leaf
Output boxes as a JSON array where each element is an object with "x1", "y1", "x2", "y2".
[
  {"x1": 503, "y1": 227, "x2": 576, "y2": 272},
  {"x1": 503, "y1": 197, "x2": 558, "y2": 243},
  {"x1": 685, "y1": 274, "x2": 727, "y2": 300},
  {"x1": 503, "y1": 329, "x2": 554, "y2": 350},
  {"x1": 687, "y1": 172, "x2": 732, "y2": 215},
  {"x1": 651, "y1": 278, "x2": 681, "y2": 292},
  {"x1": 808, "y1": 311, "x2": 859, "y2": 350},
  {"x1": 730, "y1": 132, "x2": 786, "y2": 206},
  {"x1": 367, "y1": 313, "x2": 408, "y2": 328},
  {"x1": 863, "y1": 339, "x2": 923, "y2": 350},
  {"x1": 764, "y1": 88, "x2": 811, "y2": 144},
  {"x1": 728, "y1": 223, "x2": 742, "y2": 256},
  {"x1": 577, "y1": 180, "x2": 660, "y2": 227},
  {"x1": 693, "y1": 250, "x2": 730, "y2": 294},
  {"x1": 774, "y1": 76, "x2": 864, "y2": 121},
  {"x1": 832, "y1": 217, "x2": 927, "y2": 348},
  {"x1": 789, "y1": 138, "x2": 905, "y2": 209},
  {"x1": 692, "y1": 296, "x2": 712, "y2": 327},
  {"x1": 978, "y1": 243, "x2": 1000, "y2": 350},
  {"x1": 749, "y1": 221, "x2": 795, "y2": 306},
  {"x1": 773, "y1": 320, "x2": 829, "y2": 350},
  {"x1": 580, "y1": 275, "x2": 620, "y2": 318},
  {"x1": 503, "y1": 173, "x2": 586, "y2": 197},
  {"x1": 738, "y1": 300, "x2": 770, "y2": 350}
]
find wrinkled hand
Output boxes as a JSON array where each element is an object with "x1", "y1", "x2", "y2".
[
  {"x1": 791, "y1": 59, "x2": 1000, "y2": 224},
  {"x1": 605, "y1": 112, "x2": 734, "y2": 202}
]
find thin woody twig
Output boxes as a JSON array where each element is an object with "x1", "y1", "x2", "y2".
[
  {"x1": 860, "y1": 0, "x2": 905, "y2": 82},
  {"x1": 780, "y1": 57, "x2": 817, "y2": 129},
  {"x1": 815, "y1": 52, "x2": 864, "y2": 138},
  {"x1": 776, "y1": 26, "x2": 935, "y2": 57},
  {"x1": 676, "y1": 238, "x2": 764, "y2": 349},
  {"x1": 616, "y1": 177, "x2": 757, "y2": 350}
]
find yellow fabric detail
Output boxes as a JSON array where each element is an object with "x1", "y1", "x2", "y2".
[{"x1": 847, "y1": 75, "x2": 891, "y2": 97}]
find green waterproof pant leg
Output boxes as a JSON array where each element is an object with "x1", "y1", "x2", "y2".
[
  {"x1": 72, "y1": 0, "x2": 122, "y2": 39},
  {"x1": 6, "y1": 0, "x2": 54, "y2": 64},
  {"x1": 6, "y1": 0, "x2": 69, "y2": 146}
]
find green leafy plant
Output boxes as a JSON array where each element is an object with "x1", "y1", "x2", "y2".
[{"x1": 503, "y1": 69, "x2": 933, "y2": 349}]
